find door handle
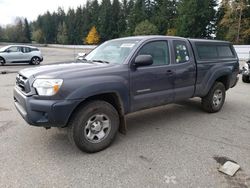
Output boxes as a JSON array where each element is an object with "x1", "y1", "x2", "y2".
[{"x1": 166, "y1": 70, "x2": 174, "y2": 75}]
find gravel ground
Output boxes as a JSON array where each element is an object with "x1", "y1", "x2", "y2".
[{"x1": 0, "y1": 46, "x2": 250, "y2": 188}]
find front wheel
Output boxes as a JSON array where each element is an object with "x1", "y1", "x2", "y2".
[
  {"x1": 30, "y1": 57, "x2": 41, "y2": 65},
  {"x1": 67, "y1": 101, "x2": 119, "y2": 153},
  {"x1": 0, "y1": 57, "x2": 5, "y2": 65},
  {"x1": 201, "y1": 82, "x2": 226, "y2": 113}
]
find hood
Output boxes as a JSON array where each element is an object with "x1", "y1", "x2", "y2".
[{"x1": 19, "y1": 62, "x2": 117, "y2": 78}]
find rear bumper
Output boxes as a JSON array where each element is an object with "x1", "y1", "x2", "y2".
[{"x1": 13, "y1": 87, "x2": 82, "y2": 127}]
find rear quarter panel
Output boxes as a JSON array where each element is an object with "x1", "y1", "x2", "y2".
[
  {"x1": 189, "y1": 40, "x2": 239, "y2": 97},
  {"x1": 195, "y1": 59, "x2": 239, "y2": 96}
]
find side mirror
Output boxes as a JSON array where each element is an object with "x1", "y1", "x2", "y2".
[
  {"x1": 77, "y1": 52, "x2": 86, "y2": 60},
  {"x1": 5, "y1": 50, "x2": 10, "y2": 53},
  {"x1": 134, "y1": 55, "x2": 153, "y2": 67}
]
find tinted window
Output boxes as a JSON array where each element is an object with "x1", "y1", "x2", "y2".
[
  {"x1": 174, "y1": 41, "x2": 190, "y2": 63},
  {"x1": 138, "y1": 41, "x2": 169, "y2": 65},
  {"x1": 197, "y1": 45, "x2": 218, "y2": 59},
  {"x1": 196, "y1": 44, "x2": 234, "y2": 60},
  {"x1": 31, "y1": 48, "x2": 39, "y2": 51},
  {"x1": 22, "y1": 47, "x2": 31, "y2": 53},
  {"x1": 217, "y1": 46, "x2": 234, "y2": 57}
]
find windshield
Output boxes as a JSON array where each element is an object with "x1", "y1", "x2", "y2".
[
  {"x1": 0, "y1": 46, "x2": 9, "y2": 52},
  {"x1": 85, "y1": 39, "x2": 140, "y2": 64}
]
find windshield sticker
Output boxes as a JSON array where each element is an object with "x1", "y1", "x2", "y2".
[{"x1": 120, "y1": 43, "x2": 135, "y2": 48}]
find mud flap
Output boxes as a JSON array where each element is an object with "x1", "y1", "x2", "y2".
[{"x1": 119, "y1": 115, "x2": 127, "y2": 135}]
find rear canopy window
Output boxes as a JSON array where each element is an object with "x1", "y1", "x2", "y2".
[{"x1": 196, "y1": 44, "x2": 234, "y2": 60}]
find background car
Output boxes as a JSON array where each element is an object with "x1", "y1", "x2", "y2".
[
  {"x1": 242, "y1": 59, "x2": 250, "y2": 83},
  {"x1": 0, "y1": 45, "x2": 43, "y2": 65}
]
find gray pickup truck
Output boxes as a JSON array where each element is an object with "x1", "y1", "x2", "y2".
[{"x1": 14, "y1": 36, "x2": 239, "y2": 153}]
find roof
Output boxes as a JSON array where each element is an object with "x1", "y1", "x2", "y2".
[
  {"x1": 111, "y1": 35, "x2": 186, "y2": 41},
  {"x1": 4, "y1": 45, "x2": 38, "y2": 48},
  {"x1": 111, "y1": 35, "x2": 231, "y2": 44},
  {"x1": 188, "y1": 38, "x2": 230, "y2": 43}
]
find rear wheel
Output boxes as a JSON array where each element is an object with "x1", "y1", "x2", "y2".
[
  {"x1": 201, "y1": 82, "x2": 226, "y2": 113},
  {"x1": 67, "y1": 100, "x2": 119, "y2": 153},
  {"x1": 0, "y1": 57, "x2": 5, "y2": 65},
  {"x1": 30, "y1": 57, "x2": 41, "y2": 65},
  {"x1": 242, "y1": 75, "x2": 250, "y2": 83}
]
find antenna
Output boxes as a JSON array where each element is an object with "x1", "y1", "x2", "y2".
[{"x1": 73, "y1": 29, "x2": 76, "y2": 62}]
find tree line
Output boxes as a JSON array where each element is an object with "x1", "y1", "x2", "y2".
[{"x1": 0, "y1": 0, "x2": 250, "y2": 45}]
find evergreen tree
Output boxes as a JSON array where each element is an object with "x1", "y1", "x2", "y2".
[
  {"x1": 153, "y1": 0, "x2": 178, "y2": 35},
  {"x1": 0, "y1": 26, "x2": 3, "y2": 41},
  {"x1": 82, "y1": 2, "x2": 92, "y2": 38},
  {"x1": 99, "y1": 0, "x2": 113, "y2": 41},
  {"x1": 127, "y1": 0, "x2": 147, "y2": 35},
  {"x1": 124, "y1": 0, "x2": 135, "y2": 35},
  {"x1": 89, "y1": 0, "x2": 100, "y2": 27},
  {"x1": 57, "y1": 22, "x2": 68, "y2": 44},
  {"x1": 66, "y1": 8, "x2": 77, "y2": 44},
  {"x1": 176, "y1": 0, "x2": 217, "y2": 38},
  {"x1": 15, "y1": 18, "x2": 25, "y2": 43},
  {"x1": 23, "y1": 18, "x2": 31, "y2": 43},
  {"x1": 111, "y1": 0, "x2": 122, "y2": 38},
  {"x1": 144, "y1": 0, "x2": 156, "y2": 18},
  {"x1": 75, "y1": 6, "x2": 84, "y2": 44}
]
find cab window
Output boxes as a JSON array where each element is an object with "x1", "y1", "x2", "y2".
[
  {"x1": 138, "y1": 41, "x2": 170, "y2": 65},
  {"x1": 174, "y1": 41, "x2": 190, "y2": 63}
]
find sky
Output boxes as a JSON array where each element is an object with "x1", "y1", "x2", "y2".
[{"x1": 0, "y1": 0, "x2": 89, "y2": 26}]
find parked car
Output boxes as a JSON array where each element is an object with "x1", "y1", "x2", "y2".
[
  {"x1": 13, "y1": 36, "x2": 239, "y2": 153},
  {"x1": 242, "y1": 59, "x2": 250, "y2": 83},
  {"x1": 0, "y1": 45, "x2": 43, "y2": 65}
]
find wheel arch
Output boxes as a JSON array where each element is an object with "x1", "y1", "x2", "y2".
[
  {"x1": 67, "y1": 92, "x2": 127, "y2": 134},
  {"x1": 0, "y1": 56, "x2": 6, "y2": 63},
  {"x1": 31, "y1": 56, "x2": 41, "y2": 61},
  {"x1": 215, "y1": 74, "x2": 231, "y2": 90}
]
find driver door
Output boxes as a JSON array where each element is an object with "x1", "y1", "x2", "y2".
[
  {"x1": 130, "y1": 40, "x2": 175, "y2": 112},
  {"x1": 4, "y1": 46, "x2": 23, "y2": 62}
]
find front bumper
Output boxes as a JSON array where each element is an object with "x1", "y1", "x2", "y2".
[
  {"x1": 242, "y1": 70, "x2": 250, "y2": 76},
  {"x1": 14, "y1": 87, "x2": 82, "y2": 127}
]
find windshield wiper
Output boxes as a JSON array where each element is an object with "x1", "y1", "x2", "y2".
[
  {"x1": 76, "y1": 58, "x2": 94, "y2": 63},
  {"x1": 92, "y1": 60, "x2": 110, "y2": 64}
]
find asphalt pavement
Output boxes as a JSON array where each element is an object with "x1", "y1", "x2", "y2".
[{"x1": 0, "y1": 46, "x2": 250, "y2": 188}]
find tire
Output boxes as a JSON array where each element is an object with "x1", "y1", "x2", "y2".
[
  {"x1": 0, "y1": 57, "x2": 5, "y2": 65},
  {"x1": 30, "y1": 57, "x2": 41, "y2": 65},
  {"x1": 242, "y1": 75, "x2": 250, "y2": 83},
  {"x1": 201, "y1": 82, "x2": 226, "y2": 113},
  {"x1": 67, "y1": 100, "x2": 119, "y2": 153}
]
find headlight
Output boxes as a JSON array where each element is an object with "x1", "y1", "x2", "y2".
[{"x1": 33, "y1": 79, "x2": 63, "y2": 96}]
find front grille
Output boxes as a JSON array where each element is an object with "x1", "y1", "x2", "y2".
[{"x1": 16, "y1": 74, "x2": 30, "y2": 93}]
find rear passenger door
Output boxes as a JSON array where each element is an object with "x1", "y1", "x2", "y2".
[
  {"x1": 172, "y1": 40, "x2": 196, "y2": 101},
  {"x1": 21, "y1": 47, "x2": 32, "y2": 61},
  {"x1": 130, "y1": 40, "x2": 175, "y2": 111}
]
